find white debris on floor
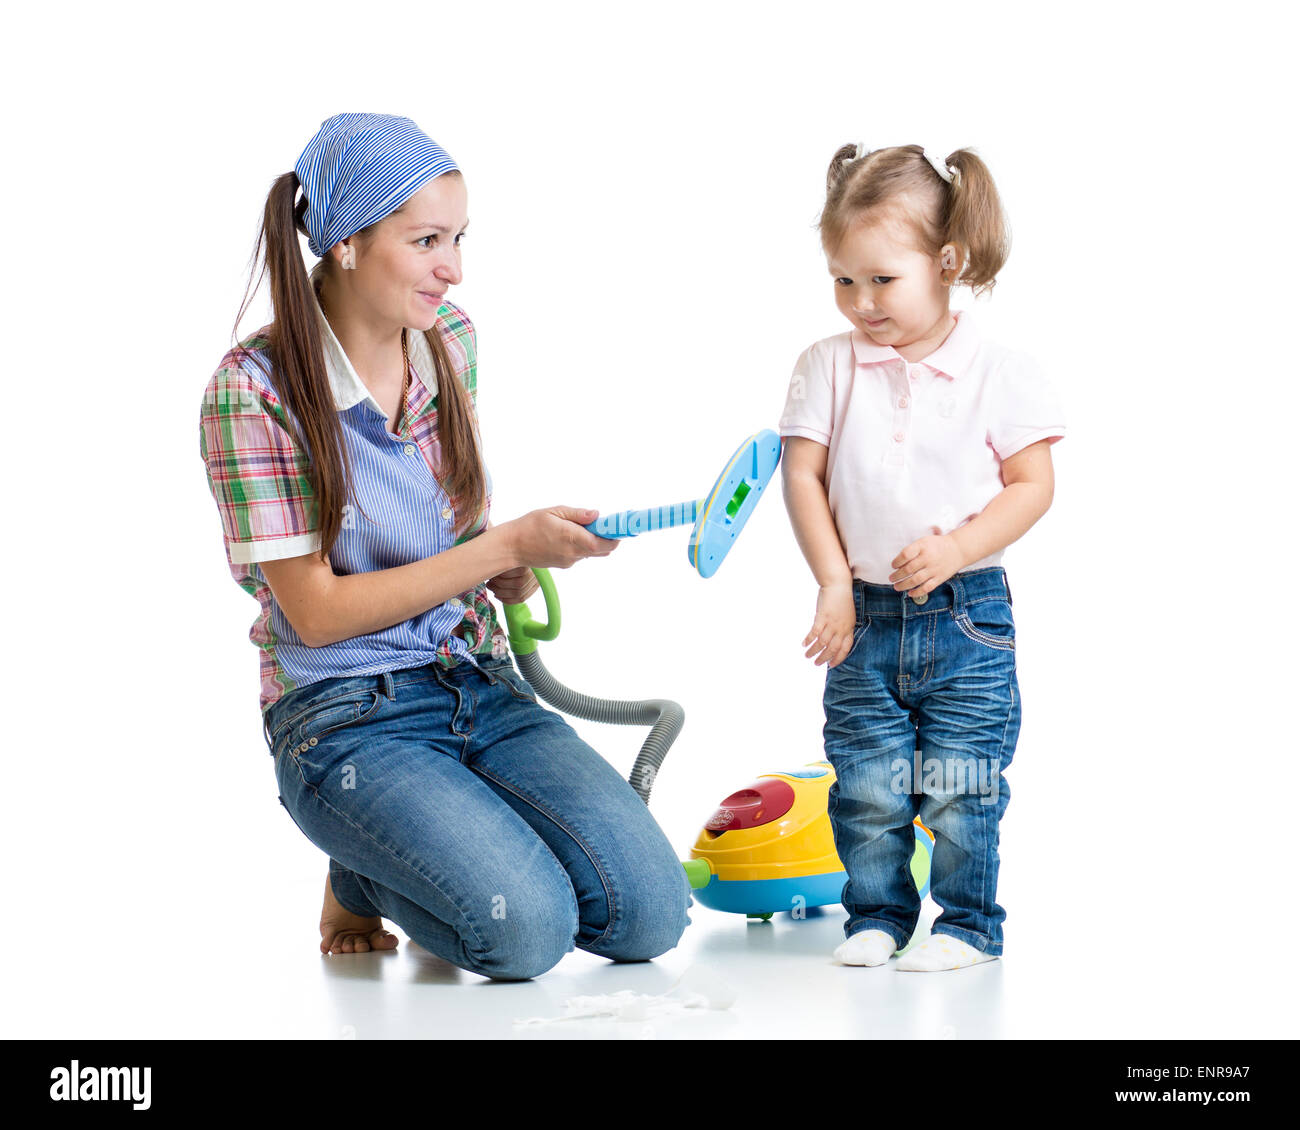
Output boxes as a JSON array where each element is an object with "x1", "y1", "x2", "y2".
[{"x1": 514, "y1": 964, "x2": 738, "y2": 1026}]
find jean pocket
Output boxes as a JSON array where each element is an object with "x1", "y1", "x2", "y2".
[
  {"x1": 277, "y1": 690, "x2": 384, "y2": 790},
  {"x1": 496, "y1": 666, "x2": 539, "y2": 705},
  {"x1": 831, "y1": 616, "x2": 873, "y2": 669},
  {"x1": 953, "y1": 599, "x2": 1016, "y2": 651},
  {"x1": 282, "y1": 689, "x2": 384, "y2": 752},
  {"x1": 850, "y1": 615, "x2": 873, "y2": 656}
]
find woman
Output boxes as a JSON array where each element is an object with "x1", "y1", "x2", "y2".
[{"x1": 199, "y1": 113, "x2": 692, "y2": 981}]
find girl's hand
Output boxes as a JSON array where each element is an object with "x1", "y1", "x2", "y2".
[
  {"x1": 890, "y1": 531, "x2": 965, "y2": 599},
  {"x1": 803, "y1": 581, "x2": 858, "y2": 668},
  {"x1": 486, "y1": 565, "x2": 541, "y2": 606}
]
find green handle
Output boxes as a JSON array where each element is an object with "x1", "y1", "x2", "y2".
[{"x1": 502, "y1": 567, "x2": 561, "y2": 655}]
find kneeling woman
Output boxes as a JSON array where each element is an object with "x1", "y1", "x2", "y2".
[{"x1": 199, "y1": 113, "x2": 692, "y2": 981}]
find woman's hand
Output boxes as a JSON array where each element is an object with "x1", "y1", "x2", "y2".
[
  {"x1": 803, "y1": 580, "x2": 858, "y2": 668},
  {"x1": 501, "y1": 506, "x2": 620, "y2": 570},
  {"x1": 890, "y1": 531, "x2": 965, "y2": 599},
  {"x1": 486, "y1": 565, "x2": 540, "y2": 606}
]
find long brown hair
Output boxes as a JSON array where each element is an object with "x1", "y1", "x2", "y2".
[
  {"x1": 231, "y1": 171, "x2": 486, "y2": 561},
  {"x1": 819, "y1": 144, "x2": 1010, "y2": 298}
]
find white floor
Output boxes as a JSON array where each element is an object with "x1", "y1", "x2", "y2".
[{"x1": 20, "y1": 872, "x2": 1288, "y2": 1040}]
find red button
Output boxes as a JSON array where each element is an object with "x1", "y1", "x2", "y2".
[
  {"x1": 704, "y1": 778, "x2": 796, "y2": 832},
  {"x1": 893, "y1": 431, "x2": 905, "y2": 443}
]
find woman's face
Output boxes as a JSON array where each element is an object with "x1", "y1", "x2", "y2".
[
  {"x1": 827, "y1": 210, "x2": 954, "y2": 350},
  {"x1": 339, "y1": 173, "x2": 469, "y2": 332}
]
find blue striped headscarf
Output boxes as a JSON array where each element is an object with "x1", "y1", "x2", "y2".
[{"x1": 295, "y1": 113, "x2": 459, "y2": 259}]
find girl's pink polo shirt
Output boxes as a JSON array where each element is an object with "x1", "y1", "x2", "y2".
[{"x1": 778, "y1": 309, "x2": 1066, "y2": 584}]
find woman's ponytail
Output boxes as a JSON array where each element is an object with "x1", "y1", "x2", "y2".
[{"x1": 416, "y1": 319, "x2": 487, "y2": 544}]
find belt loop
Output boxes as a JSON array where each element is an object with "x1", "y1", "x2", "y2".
[
  {"x1": 853, "y1": 579, "x2": 863, "y2": 624},
  {"x1": 380, "y1": 671, "x2": 395, "y2": 701},
  {"x1": 1003, "y1": 569, "x2": 1013, "y2": 606},
  {"x1": 949, "y1": 572, "x2": 967, "y2": 617}
]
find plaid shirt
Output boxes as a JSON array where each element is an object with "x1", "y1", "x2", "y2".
[{"x1": 199, "y1": 290, "x2": 510, "y2": 714}]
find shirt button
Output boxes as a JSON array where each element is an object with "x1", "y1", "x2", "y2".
[
  {"x1": 404, "y1": 443, "x2": 416, "y2": 456},
  {"x1": 441, "y1": 507, "x2": 453, "y2": 520},
  {"x1": 898, "y1": 397, "x2": 909, "y2": 408},
  {"x1": 893, "y1": 431, "x2": 905, "y2": 443},
  {"x1": 909, "y1": 370, "x2": 919, "y2": 381}
]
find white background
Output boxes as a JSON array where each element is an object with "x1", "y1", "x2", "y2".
[{"x1": 4, "y1": 0, "x2": 1296, "y2": 1039}]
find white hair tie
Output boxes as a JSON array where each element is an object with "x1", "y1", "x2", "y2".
[
  {"x1": 840, "y1": 142, "x2": 869, "y2": 170},
  {"x1": 923, "y1": 148, "x2": 961, "y2": 188},
  {"x1": 843, "y1": 144, "x2": 961, "y2": 189}
]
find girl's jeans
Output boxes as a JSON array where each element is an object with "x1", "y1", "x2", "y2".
[
  {"x1": 263, "y1": 653, "x2": 692, "y2": 982},
  {"x1": 823, "y1": 566, "x2": 1021, "y2": 957}
]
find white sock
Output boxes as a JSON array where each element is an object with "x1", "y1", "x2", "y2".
[
  {"x1": 833, "y1": 929, "x2": 899, "y2": 966},
  {"x1": 895, "y1": 933, "x2": 998, "y2": 971}
]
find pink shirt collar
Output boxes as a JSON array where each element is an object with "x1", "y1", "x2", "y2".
[{"x1": 849, "y1": 309, "x2": 980, "y2": 380}]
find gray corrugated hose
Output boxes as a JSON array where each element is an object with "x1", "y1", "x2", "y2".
[{"x1": 512, "y1": 651, "x2": 684, "y2": 805}]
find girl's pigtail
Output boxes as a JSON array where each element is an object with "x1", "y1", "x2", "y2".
[
  {"x1": 827, "y1": 142, "x2": 863, "y2": 192},
  {"x1": 942, "y1": 150, "x2": 1011, "y2": 298}
]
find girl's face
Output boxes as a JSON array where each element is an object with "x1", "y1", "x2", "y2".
[
  {"x1": 340, "y1": 173, "x2": 469, "y2": 332},
  {"x1": 827, "y1": 211, "x2": 955, "y2": 351}
]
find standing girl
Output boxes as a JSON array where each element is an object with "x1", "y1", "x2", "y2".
[
  {"x1": 199, "y1": 113, "x2": 691, "y2": 981},
  {"x1": 779, "y1": 144, "x2": 1066, "y2": 971}
]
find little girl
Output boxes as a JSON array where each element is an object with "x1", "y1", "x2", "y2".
[{"x1": 779, "y1": 143, "x2": 1066, "y2": 972}]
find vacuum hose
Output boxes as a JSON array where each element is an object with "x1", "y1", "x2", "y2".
[
  {"x1": 512, "y1": 650, "x2": 684, "y2": 806},
  {"x1": 504, "y1": 568, "x2": 684, "y2": 805}
]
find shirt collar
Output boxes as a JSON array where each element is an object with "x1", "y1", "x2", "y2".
[
  {"x1": 849, "y1": 308, "x2": 980, "y2": 380},
  {"x1": 310, "y1": 283, "x2": 439, "y2": 416}
]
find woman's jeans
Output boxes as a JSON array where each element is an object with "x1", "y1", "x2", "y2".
[
  {"x1": 263, "y1": 653, "x2": 693, "y2": 981},
  {"x1": 823, "y1": 567, "x2": 1021, "y2": 957}
]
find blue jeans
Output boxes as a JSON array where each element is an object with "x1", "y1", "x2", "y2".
[
  {"x1": 822, "y1": 566, "x2": 1021, "y2": 957},
  {"x1": 263, "y1": 653, "x2": 692, "y2": 981}
]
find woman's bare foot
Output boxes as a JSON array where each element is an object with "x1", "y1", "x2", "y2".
[{"x1": 320, "y1": 873, "x2": 399, "y2": 955}]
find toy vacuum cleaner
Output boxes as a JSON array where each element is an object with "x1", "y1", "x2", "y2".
[
  {"x1": 683, "y1": 762, "x2": 934, "y2": 920},
  {"x1": 501, "y1": 428, "x2": 934, "y2": 919}
]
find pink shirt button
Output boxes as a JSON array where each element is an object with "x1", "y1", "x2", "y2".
[
  {"x1": 893, "y1": 431, "x2": 905, "y2": 443},
  {"x1": 909, "y1": 371, "x2": 919, "y2": 381},
  {"x1": 898, "y1": 397, "x2": 909, "y2": 408}
]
